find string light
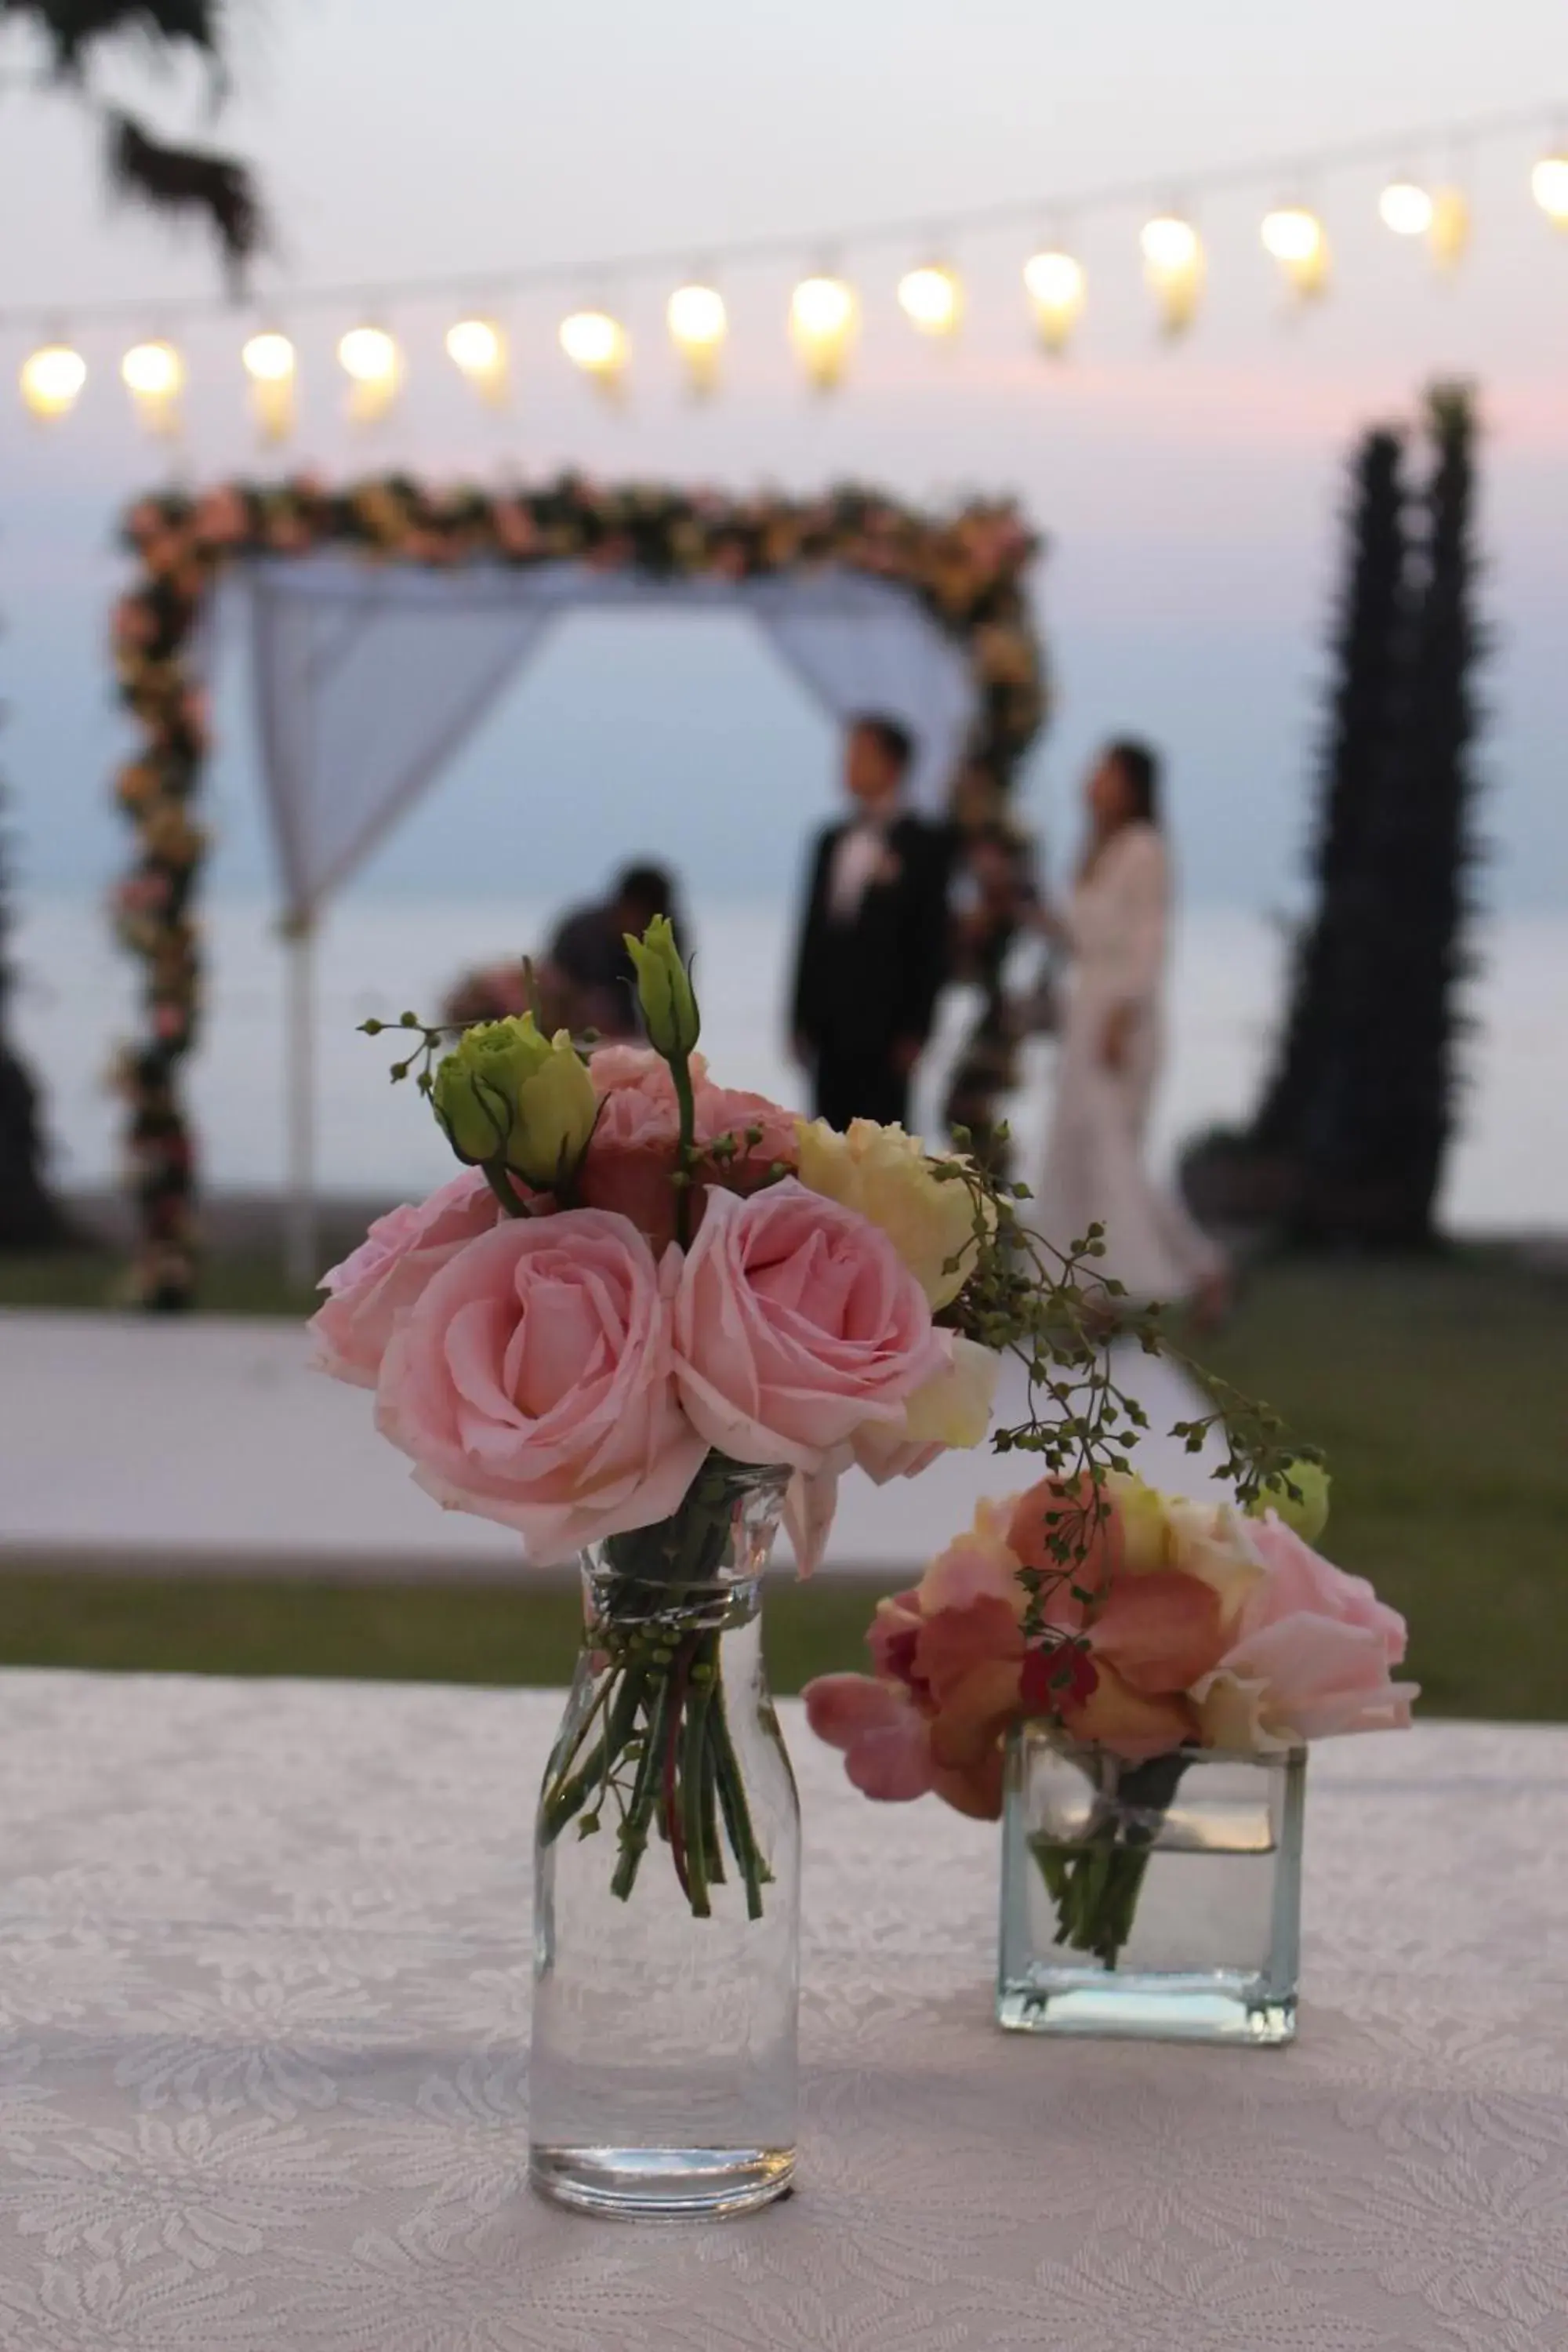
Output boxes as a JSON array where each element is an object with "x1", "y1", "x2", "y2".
[
  {"x1": 19, "y1": 342, "x2": 86, "y2": 420},
  {"x1": 337, "y1": 325, "x2": 401, "y2": 423},
  {"x1": 7, "y1": 103, "x2": 1566, "y2": 424},
  {"x1": 897, "y1": 261, "x2": 963, "y2": 337},
  {"x1": 789, "y1": 274, "x2": 857, "y2": 389},
  {"x1": 1022, "y1": 249, "x2": 1086, "y2": 354},
  {"x1": 1379, "y1": 178, "x2": 1433, "y2": 236},
  {"x1": 121, "y1": 339, "x2": 183, "y2": 435},
  {"x1": 560, "y1": 308, "x2": 629, "y2": 397},
  {"x1": 1531, "y1": 151, "x2": 1568, "y2": 223},
  {"x1": 1261, "y1": 205, "x2": 1330, "y2": 299},
  {"x1": 666, "y1": 282, "x2": 727, "y2": 395},
  {"x1": 241, "y1": 329, "x2": 296, "y2": 445},
  {"x1": 1140, "y1": 213, "x2": 1203, "y2": 336},
  {"x1": 445, "y1": 316, "x2": 509, "y2": 405}
]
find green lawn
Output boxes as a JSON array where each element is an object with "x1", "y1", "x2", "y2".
[
  {"x1": 0, "y1": 1249, "x2": 321, "y2": 1318},
  {"x1": 3, "y1": 1242, "x2": 1564, "y2": 1719},
  {"x1": 1196, "y1": 1247, "x2": 1567, "y2": 1723},
  {"x1": 0, "y1": 1566, "x2": 895, "y2": 1697}
]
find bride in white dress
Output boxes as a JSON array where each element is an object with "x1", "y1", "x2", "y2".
[{"x1": 1032, "y1": 740, "x2": 1229, "y2": 1319}]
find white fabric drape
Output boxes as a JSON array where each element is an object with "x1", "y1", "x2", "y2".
[
  {"x1": 234, "y1": 555, "x2": 978, "y2": 924},
  {"x1": 244, "y1": 562, "x2": 557, "y2": 924}
]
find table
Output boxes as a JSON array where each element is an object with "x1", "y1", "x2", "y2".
[{"x1": 0, "y1": 1671, "x2": 1563, "y2": 2351}]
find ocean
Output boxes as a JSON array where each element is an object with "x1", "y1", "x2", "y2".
[{"x1": 12, "y1": 895, "x2": 1566, "y2": 1232}]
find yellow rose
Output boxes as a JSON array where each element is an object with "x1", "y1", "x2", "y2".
[
  {"x1": 1165, "y1": 1497, "x2": 1266, "y2": 1632},
  {"x1": 1191, "y1": 1668, "x2": 1296, "y2": 1756},
  {"x1": 901, "y1": 1338, "x2": 1000, "y2": 1450},
  {"x1": 1105, "y1": 1471, "x2": 1172, "y2": 1574},
  {"x1": 851, "y1": 1341, "x2": 1001, "y2": 1485},
  {"x1": 795, "y1": 1117, "x2": 987, "y2": 1309}
]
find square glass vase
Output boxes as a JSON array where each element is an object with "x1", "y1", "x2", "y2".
[{"x1": 997, "y1": 1725, "x2": 1305, "y2": 2046}]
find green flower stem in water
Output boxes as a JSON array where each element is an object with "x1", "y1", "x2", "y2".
[
  {"x1": 1031, "y1": 1748, "x2": 1191, "y2": 1969},
  {"x1": 539, "y1": 1453, "x2": 779, "y2": 1922},
  {"x1": 707, "y1": 1678, "x2": 769, "y2": 1921},
  {"x1": 679, "y1": 1665, "x2": 715, "y2": 1918}
]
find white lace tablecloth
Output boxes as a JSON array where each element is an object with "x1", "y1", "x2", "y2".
[{"x1": 0, "y1": 1672, "x2": 1563, "y2": 2352}]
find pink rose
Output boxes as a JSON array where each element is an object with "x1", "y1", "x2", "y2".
[
  {"x1": 867, "y1": 1586, "x2": 925, "y2": 1684},
  {"x1": 1242, "y1": 1515, "x2": 1408, "y2": 1661},
  {"x1": 671, "y1": 1181, "x2": 946, "y2": 1473},
  {"x1": 804, "y1": 1674, "x2": 935, "y2": 1801},
  {"x1": 695, "y1": 1076, "x2": 800, "y2": 1191},
  {"x1": 310, "y1": 1168, "x2": 503, "y2": 1388},
  {"x1": 782, "y1": 1464, "x2": 841, "y2": 1578},
  {"x1": 373, "y1": 1208, "x2": 706, "y2": 1563},
  {"x1": 803, "y1": 1671, "x2": 1004, "y2": 1819},
  {"x1": 916, "y1": 1502, "x2": 1025, "y2": 1617},
  {"x1": 582, "y1": 1047, "x2": 799, "y2": 1253},
  {"x1": 580, "y1": 1049, "x2": 694, "y2": 1244},
  {"x1": 1195, "y1": 1515, "x2": 1417, "y2": 1745}
]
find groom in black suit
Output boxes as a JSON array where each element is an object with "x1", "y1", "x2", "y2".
[{"x1": 790, "y1": 716, "x2": 951, "y2": 1131}]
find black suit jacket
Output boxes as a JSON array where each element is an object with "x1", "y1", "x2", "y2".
[{"x1": 790, "y1": 813, "x2": 952, "y2": 1062}]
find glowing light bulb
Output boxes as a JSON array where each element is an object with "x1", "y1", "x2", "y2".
[
  {"x1": 559, "y1": 309, "x2": 629, "y2": 397},
  {"x1": 1261, "y1": 207, "x2": 1322, "y2": 264},
  {"x1": 242, "y1": 329, "x2": 295, "y2": 383},
  {"x1": 337, "y1": 325, "x2": 401, "y2": 424},
  {"x1": 897, "y1": 262, "x2": 962, "y2": 336},
  {"x1": 1261, "y1": 205, "x2": 1330, "y2": 299},
  {"x1": 666, "y1": 283, "x2": 727, "y2": 394},
  {"x1": 1531, "y1": 151, "x2": 1568, "y2": 223},
  {"x1": 1139, "y1": 216, "x2": 1203, "y2": 337},
  {"x1": 121, "y1": 339, "x2": 183, "y2": 435},
  {"x1": 445, "y1": 317, "x2": 509, "y2": 405},
  {"x1": 338, "y1": 325, "x2": 399, "y2": 383},
  {"x1": 1379, "y1": 180, "x2": 1433, "y2": 237},
  {"x1": 667, "y1": 283, "x2": 726, "y2": 349},
  {"x1": 241, "y1": 330, "x2": 296, "y2": 444},
  {"x1": 1140, "y1": 214, "x2": 1200, "y2": 274},
  {"x1": 20, "y1": 342, "x2": 86, "y2": 420},
  {"x1": 121, "y1": 339, "x2": 182, "y2": 398},
  {"x1": 789, "y1": 274, "x2": 858, "y2": 390},
  {"x1": 1022, "y1": 250, "x2": 1086, "y2": 354},
  {"x1": 445, "y1": 318, "x2": 500, "y2": 374},
  {"x1": 559, "y1": 310, "x2": 626, "y2": 369}
]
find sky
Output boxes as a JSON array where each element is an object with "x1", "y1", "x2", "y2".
[{"x1": 1, "y1": 0, "x2": 1565, "y2": 920}]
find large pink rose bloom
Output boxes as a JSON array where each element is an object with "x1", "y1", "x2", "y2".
[
  {"x1": 582, "y1": 1047, "x2": 799, "y2": 1253},
  {"x1": 310, "y1": 1168, "x2": 503, "y2": 1388},
  {"x1": 373, "y1": 1208, "x2": 706, "y2": 1563},
  {"x1": 1197, "y1": 1514, "x2": 1417, "y2": 1744},
  {"x1": 672, "y1": 1180, "x2": 946, "y2": 1473}
]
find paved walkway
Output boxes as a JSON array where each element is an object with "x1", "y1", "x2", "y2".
[{"x1": 1, "y1": 1310, "x2": 1228, "y2": 1580}]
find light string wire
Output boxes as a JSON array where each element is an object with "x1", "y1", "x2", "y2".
[{"x1": 0, "y1": 97, "x2": 1561, "y2": 333}]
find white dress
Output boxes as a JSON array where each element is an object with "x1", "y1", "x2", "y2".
[{"x1": 1032, "y1": 822, "x2": 1222, "y2": 1303}]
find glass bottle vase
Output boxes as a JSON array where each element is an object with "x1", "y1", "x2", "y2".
[
  {"x1": 528, "y1": 1457, "x2": 800, "y2": 2218},
  {"x1": 997, "y1": 1725, "x2": 1305, "y2": 2045}
]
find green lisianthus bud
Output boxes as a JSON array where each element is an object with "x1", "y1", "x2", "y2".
[
  {"x1": 1247, "y1": 1455, "x2": 1330, "y2": 1544},
  {"x1": 431, "y1": 1015, "x2": 597, "y2": 1187},
  {"x1": 625, "y1": 916, "x2": 700, "y2": 1059}
]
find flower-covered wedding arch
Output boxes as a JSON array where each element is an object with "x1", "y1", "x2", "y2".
[{"x1": 111, "y1": 474, "x2": 1047, "y2": 1308}]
